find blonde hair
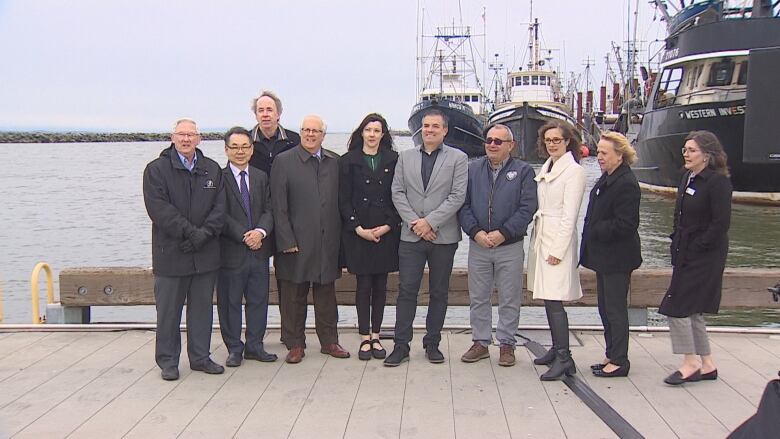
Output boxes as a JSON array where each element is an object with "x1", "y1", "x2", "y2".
[{"x1": 600, "y1": 131, "x2": 637, "y2": 165}]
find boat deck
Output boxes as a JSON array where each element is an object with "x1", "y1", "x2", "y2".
[{"x1": 0, "y1": 329, "x2": 778, "y2": 438}]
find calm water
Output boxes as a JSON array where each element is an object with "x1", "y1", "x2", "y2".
[{"x1": 0, "y1": 135, "x2": 778, "y2": 324}]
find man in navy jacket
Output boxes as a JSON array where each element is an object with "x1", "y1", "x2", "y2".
[{"x1": 458, "y1": 124, "x2": 537, "y2": 367}]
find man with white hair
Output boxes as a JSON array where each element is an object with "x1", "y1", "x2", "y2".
[
  {"x1": 143, "y1": 118, "x2": 226, "y2": 380},
  {"x1": 270, "y1": 115, "x2": 350, "y2": 364}
]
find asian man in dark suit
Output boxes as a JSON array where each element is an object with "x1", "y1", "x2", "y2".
[{"x1": 218, "y1": 126, "x2": 278, "y2": 367}]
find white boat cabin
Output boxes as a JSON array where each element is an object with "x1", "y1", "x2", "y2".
[
  {"x1": 652, "y1": 52, "x2": 748, "y2": 109},
  {"x1": 421, "y1": 72, "x2": 483, "y2": 115}
]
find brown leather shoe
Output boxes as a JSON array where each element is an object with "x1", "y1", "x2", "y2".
[
  {"x1": 461, "y1": 342, "x2": 490, "y2": 363},
  {"x1": 498, "y1": 345, "x2": 516, "y2": 367},
  {"x1": 320, "y1": 343, "x2": 351, "y2": 358},
  {"x1": 286, "y1": 346, "x2": 305, "y2": 364}
]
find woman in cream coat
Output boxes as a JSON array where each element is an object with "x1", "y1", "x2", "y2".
[{"x1": 527, "y1": 120, "x2": 586, "y2": 381}]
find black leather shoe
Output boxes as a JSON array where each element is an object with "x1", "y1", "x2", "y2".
[
  {"x1": 590, "y1": 362, "x2": 608, "y2": 371},
  {"x1": 384, "y1": 344, "x2": 410, "y2": 367},
  {"x1": 371, "y1": 339, "x2": 387, "y2": 359},
  {"x1": 425, "y1": 345, "x2": 445, "y2": 364},
  {"x1": 161, "y1": 366, "x2": 179, "y2": 381},
  {"x1": 358, "y1": 340, "x2": 373, "y2": 361},
  {"x1": 664, "y1": 369, "x2": 701, "y2": 385},
  {"x1": 190, "y1": 358, "x2": 225, "y2": 375},
  {"x1": 533, "y1": 346, "x2": 557, "y2": 366},
  {"x1": 701, "y1": 369, "x2": 718, "y2": 380},
  {"x1": 593, "y1": 363, "x2": 630, "y2": 378},
  {"x1": 245, "y1": 349, "x2": 278, "y2": 362},
  {"x1": 225, "y1": 352, "x2": 243, "y2": 367}
]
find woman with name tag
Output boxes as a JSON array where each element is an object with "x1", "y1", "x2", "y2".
[
  {"x1": 338, "y1": 113, "x2": 401, "y2": 361},
  {"x1": 527, "y1": 120, "x2": 586, "y2": 381},
  {"x1": 580, "y1": 131, "x2": 642, "y2": 378},
  {"x1": 659, "y1": 130, "x2": 732, "y2": 386}
]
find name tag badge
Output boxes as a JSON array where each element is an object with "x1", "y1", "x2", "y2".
[{"x1": 686, "y1": 187, "x2": 696, "y2": 196}]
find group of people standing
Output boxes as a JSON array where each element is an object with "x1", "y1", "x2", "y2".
[{"x1": 143, "y1": 89, "x2": 733, "y2": 387}]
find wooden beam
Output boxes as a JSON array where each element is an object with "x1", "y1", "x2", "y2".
[{"x1": 58, "y1": 267, "x2": 780, "y2": 309}]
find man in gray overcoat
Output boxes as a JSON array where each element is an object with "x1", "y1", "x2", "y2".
[{"x1": 270, "y1": 115, "x2": 350, "y2": 363}]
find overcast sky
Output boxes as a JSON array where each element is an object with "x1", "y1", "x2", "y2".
[{"x1": 0, "y1": 0, "x2": 665, "y2": 132}]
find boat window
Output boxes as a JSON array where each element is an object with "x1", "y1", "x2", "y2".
[
  {"x1": 532, "y1": 76, "x2": 539, "y2": 85},
  {"x1": 686, "y1": 64, "x2": 703, "y2": 90},
  {"x1": 472, "y1": 95, "x2": 479, "y2": 102},
  {"x1": 522, "y1": 76, "x2": 530, "y2": 85},
  {"x1": 707, "y1": 61, "x2": 734, "y2": 86},
  {"x1": 653, "y1": 67, "x2": 684, "y2": 108},
  {"x1": 464, "y1": 95, "x2": 470, "y2": 102},
  {"x1": 422, "y1": 96, "x2": 429, "y2": 101},
  {"x1": 737, "y1": 61, "x2": 748, "y2": 85}
]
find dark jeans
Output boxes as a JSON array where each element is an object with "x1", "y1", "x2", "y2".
[
  {"x1": 356, "y1": 273, "x2": 388, "y2": 335},
  {"x1": 154, "y1": 271, "x2": 217, "y2": 369},
  {"x1": 217, "y1": 255, "x2": 270, "y2": 354},
  {"x1": 596, "y1": 271, "x2": 632, "y2": 366},
  {"x1": 394, "y1": 240, "x2": 458, "y2": 347},
  {"x1": 278, "y1": 279, "x2": 339, "y2": 349}
]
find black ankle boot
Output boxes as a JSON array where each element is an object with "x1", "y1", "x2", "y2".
[
  {"x1": 533, "y1": 346, "x2": 557, "y2": 365},
  {"x1": 540, "y1": 349, "x2": 576, "y2": 381}
]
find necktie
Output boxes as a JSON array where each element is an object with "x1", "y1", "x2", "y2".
[{"x1": 239, "y1": 171, "x2": 252, "y2": 227}]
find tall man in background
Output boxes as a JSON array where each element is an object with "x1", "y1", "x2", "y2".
[
  {"x1": 218, "y1": 126, "x2": 277, "y2": 367},
  {"x1": 270, "y1": 115, "x2": 350, "y2": 364},
  {"x1": 385, "y1": 109, "x2": 468, "y2": 366},
  {"x1": 143, "y1": 118, "x2": 225, "y2": 381},
  {"x1": 248, "y1": 90, "x2": 300, "y2": 176},
  {"x1": 248, "y1": 90, "x2": 299, "y2": 346}
]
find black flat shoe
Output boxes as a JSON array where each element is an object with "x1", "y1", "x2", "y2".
[
  {"x1": 590, "y1": 363, "x2": 607, "y2": 371},
  {"x1": 371, "y1": 339, "x2": 387, "y2": 359},
  {"x1": 358, "y1": 340, "x2": 372, "y2": 361},
  {"x1": 593, "y1": 363, "x2": 630, "y2": 378},
  {"x1": 664, "y1": 369, "x2": 701, "y2": 385},
  {"x1": 700, "y1": 369, "x2": 718, "y2": 380}
]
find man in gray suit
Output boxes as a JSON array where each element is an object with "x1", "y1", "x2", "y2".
[
  {"x1": 385, "y1": 109, "x2": 468, "y2": 366},
  {"x1": 217, "y1": 126, "x2": 278, "y2": 368},
  {"x1": 270, "y1": 115, "x2": 350, "y2": 364}
]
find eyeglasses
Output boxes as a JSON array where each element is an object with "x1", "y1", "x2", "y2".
[
  {"x1": 174, "y1": 132, "x2": 200, "y2": 139},
  {"x1": 301, "y1": 128, "x2": 324, "y2": 135},
  {"x1": 226, "y1": 145, "x2": 252, "y2": 152},
  {"x1": 485, "y1": 137, "x2": 511, "y2": 146},
  {"x1": 681, "y1": 147, "x2": 700, "y2": 155},
  {"x1": 544, "y1": 137, "x2": 565, "y2": 145}
]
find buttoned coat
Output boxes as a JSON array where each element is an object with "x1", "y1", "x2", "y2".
[
  {"x1": 270, "y1": 145, "x2": 342, "y2": 284},
  {"x1": 338, "y1": 149, "x2": 401, "y2": 275},
  {"x1": 527, "y1": 151, "x2": 586, "y2": 301},
  {"x1": 659, "y1": 168, "x2": 732, "y2": 317},
  {"x1": 220, "y1": 164, "x2": 274, "y2": 266},
  {"x1": 391, "y1": 144, "x2": 468, "y2": 245},
  {"x1": 579, "y1": 162, "x2": 642, "y2": 274}
]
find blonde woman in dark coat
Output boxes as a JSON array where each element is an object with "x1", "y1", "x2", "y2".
[
  {"x1": 659, "y1": 131, "x2": 732, "y2": 385},
  {"x1": 580, "y1": 131, "x2": 642, "y2": 378}
]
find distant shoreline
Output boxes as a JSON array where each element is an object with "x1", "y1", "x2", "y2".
[{"x1": 0, "y1": 130, "x2": 412, "y2": 144}]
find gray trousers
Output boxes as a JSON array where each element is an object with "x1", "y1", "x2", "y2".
[
  {"x1": 154, "y1": 271, "x2": 217, "y2": 369},
  {"x1": 394, "y1": 240, "x2": 458, "y2": 347},
  {"x1": 468, "y1": 240, "x2": 524, "y2": 347},
  {"x1": 668, "y1": 314, "x2": 711, "y2": 355}
]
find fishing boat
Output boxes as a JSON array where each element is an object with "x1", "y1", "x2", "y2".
[
  {"x1": 633, "y1": 0, "x2": 780, "y2": 204},
  {"x1": 408, "y1": 19, "x2": 487, "y2": 157},
  {"x1": 488, "y1": 14, "x2": 578, "y2": 162}
]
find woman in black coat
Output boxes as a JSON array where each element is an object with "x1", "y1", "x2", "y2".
[
  {"x1": 339, "y1": 113, "x2": 401, "y2": 360},
  {"x1": 580, "y1": 131, "x2": 642, "y2": 378},
  {"x1": 659, "y1": 130, "x2": 732, "y2": 385}
]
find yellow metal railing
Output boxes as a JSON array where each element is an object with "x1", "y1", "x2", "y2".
[{"x1": 31, "y1": 262, "x2": 55, "y2": 324}]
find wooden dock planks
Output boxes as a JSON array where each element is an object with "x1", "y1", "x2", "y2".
[{"x1": 0, "y1": 329, "x2": 775, "y2": 438}]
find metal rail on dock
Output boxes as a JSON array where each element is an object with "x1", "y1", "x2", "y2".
[{"x1": 30, "y1": 262, "x2": 55, "y2": 324}]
